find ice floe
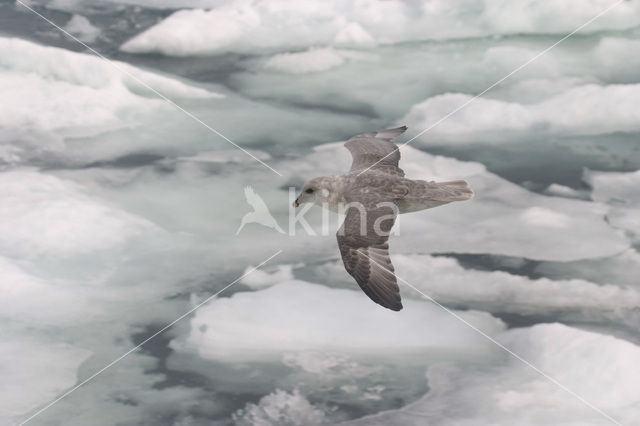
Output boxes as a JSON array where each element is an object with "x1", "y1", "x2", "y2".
[
  {"x1": 0, "y1": 337, "x2": 91, "y2": 424},
  {"x1": 402, "y1": 83, "x2": 640, "y2": 144},
  {"x1": 585, "y1": 169, "x2": 640, "y2": 241},
  {"x1": 264, "y1": 48, "x2": 348, "y2": 74},
  {"x1": 240, "y1": 263, "x2": 295, "y2": 289},
  {"x1": 2, "y1": 8, "x2": 639, "y2": 423},
  {"x1": 0, "y1": 37, "x2": 219, "y2": 100},
  {"x1": 0, "y1": 256, "x2": 92, "y2": 326},
  {"x1": 120, "y1": 0, "x2": 640, "y2": 56},
  {"x1": 594, "y1": 37, "x2": 640, "y2": 82},
  {"x1": 0, "y1": 169, "x2": 157, "y2": 259},
  {"x1": 544, "y1": 183, "x2": 586, "y2": 199},
  {"x1": 534, "y1": 248, "x2": 640, "y2": 289},
  {"x1": 231, "y1": 36, "x2": 640, "y2": 127},
  {"x1": 0, "y1": 37, "x2": 222, "y2": 164},
  {"x1": 392, "y1": 254, "x2": 640, "y2": 321},
  {"x1": 232, "y1": 388, "x2": 326, "y2": 426},
  {"x1": 341, "y1": 323, "x2": 640, "y2": 425},
  {"x1": 64, "y1": 14, "x2": 100, "y2": 43},
  {"x1": 243, "y1": 254, "x2": 640, "y2": 324},
  {"x1": 170, "y1": 281, "x2": 505, "y2": 362},
  {"x1": 34, "y1": 0, "x2": 228, "y2": 10},
  {"x1": 333, "y1": 22, "x2": 376, "y2": 48}
]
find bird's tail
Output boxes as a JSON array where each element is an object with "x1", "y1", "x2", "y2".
[{"x1": 440, "y1": 180, "x2": 474, "y2": 200}]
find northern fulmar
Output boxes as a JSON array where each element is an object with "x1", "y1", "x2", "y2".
[{"x1": 293, "y1": 126, "x2": 473, "y2": 311}]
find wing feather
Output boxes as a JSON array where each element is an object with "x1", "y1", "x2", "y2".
[
  {"x1": 344, "y1": 126, "x2": 407, "y2": 177},
  {"x1": 337, "y1": 204, "x2": 402, "y2": 311}
]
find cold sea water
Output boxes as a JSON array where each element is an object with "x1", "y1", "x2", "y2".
[{"x1": 1, "y1": 1, "x2": 640, "y2": 425}]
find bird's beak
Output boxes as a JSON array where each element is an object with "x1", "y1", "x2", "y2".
[{"x1": 292, "y1": 198, "x2": 300, "y2": 208}]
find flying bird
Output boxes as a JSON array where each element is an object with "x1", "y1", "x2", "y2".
[
  {"x1": 293, "y1": 126, "x2": 473, "y2": 311},
  {"x1": 237, "y1": 186, "x2": 285, "y2": 235}
]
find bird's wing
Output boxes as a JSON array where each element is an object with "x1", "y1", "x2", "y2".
[
  {"x1": 337, "y1": 201, "x2": 402, "y2": 311},
  {"x1": 344, "y1": 126, "x2": 407, "y2": 177},
  {"x1": 244, "y1": 186, "x2": 270, "y2": 212},
  {"x1": 410, "y1": 180, "x2": 474, "y2": 202}
]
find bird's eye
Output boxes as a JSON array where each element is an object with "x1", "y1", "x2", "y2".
[{"x1": 305, "y1": 188, "x2": 314, "y2": 194}]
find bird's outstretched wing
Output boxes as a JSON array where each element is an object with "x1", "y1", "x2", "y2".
[
  {"x1": 344, "y1": 126, "x2": 407, "y2": 177},
  {"x1": 337, "y1": 203, "x2": 402, "y2": 311},
  {"x1": 244, "y1": 186, "x2": 270, "y2": 212}
]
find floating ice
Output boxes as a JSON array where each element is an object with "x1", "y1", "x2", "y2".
[
  {"x1": 585, "y1": 169, "x2": 640, "y2": 240},
  {"x1": 0, "y1": 36, "x2": 229, "y2": 167},
  {"x1": 1, "y1": 10, "x2": 636, "y2": 423},
  {"x1": 544, "y1": 183, "x2": 585, "y2": 199},
  {"x1": 281, "y1": 351, "x2": 372, "y2": 378},
  {"x1": 264, "y1": 48, "x2": 347, "y2": 74},
  {"x1": 231, "y1": 35, "x2": 640, "y2": 124},
  {"x1": 121, "y1": 0, "x2": 640, "y2": 56},
  {"x1": 241, "y1": 264, "x2": 295, "y2": 289},
  {"x1": 342, "y1": 323, "x2": 640, "y2": 425},
  {"x1": 0, "y1": 169, "x2": 157, "y2": 259},
  {"x1": 121, "y1": 1, "x2": 344, "y2": 56},
  {"x1": 263, "y1": 47, "x2": 379, "y2": 74},
  {"x1": 0, "y1": 70, "x2": 150, "y2": 138},
  {"x1": 402, "y1": 83, "x2": 640, "y2": 144},
  {"x1": 64, "y1": 14, "x2": 100, "y2": 43},
  {"x1": 0, "y1": 256, "x2": 92, "y2": 325},
  {"x1": 535, "y1": 248, "x2": 640, "y2": 289},
  {"x1": 521, "y1": 206, "x2": 571, "y2": 228},
  {"x1": 585, "y1": 169, "x2": 640, "y2": 205},
  {"x1": 0, "y1": 338, "x2": 91, "y2": 424},
  {"x1": 391, "y1": 254, "x2": 640, "y2": 320},
  {"x1": 0, "y1": 36, "x2": 221, "y2": 157},
  {"x1": 170, "y1": 281, "x2": 505, "y2": 362},
  {"x1": 25, "y1": 0, "x2": 229, "y2": 11},
  {"x1": 233, "y1": 388, "x2": 326, "y2": 426},
  {"x1": 594, "y1": 37, "x2": 640, "y2": 81},
  {"x1": 333, "y1": 22, "x2": 376, "y2": 48},
  {"x1": 247, "y1": 254, "x2": 640, "y2": 322},
  {"x1": 177, "y1": 149, "x2": 271, "y2": 164},
  {"x1": 0, "y1": 38, "x2": 220, "y2": 100}
]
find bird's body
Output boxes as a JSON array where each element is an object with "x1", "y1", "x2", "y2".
[
  {"x1": 293, "y1": 126, "x2": 473, "y2": 311},
  {"x1": 307, "y1": 172, "x2": 471, "y2": 214}
]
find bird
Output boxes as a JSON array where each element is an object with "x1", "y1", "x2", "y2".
[
  {"x1": 292, "y1": 126, "x2": 473, "y2": 311},
  {"x1": 236, "y1": 186, "x2": 285, "y2": 235}
]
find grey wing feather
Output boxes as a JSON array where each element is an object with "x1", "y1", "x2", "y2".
[
  {"x1": 344, "y1": 126, "x2": 407, "y2": 177},
  {"x1": 337, "y1": 203, "x2": 402, "y2": 311},
  {"x1": 412, "y1": 179, "x2": 474, "y2": 201}
]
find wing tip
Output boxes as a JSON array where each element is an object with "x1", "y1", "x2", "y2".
[
  {"x1": 442, "y1": 180, "x2": 474, "y2": 200},
  {"x1": 387, "y1": 301, "x2": 403, "y2": 311},
  {"x1": 378, "y1": 296, "x2": 403, "y2": 311},
  {"x1": 375, "y1": 125, "x2": 408, "y2": 140}
]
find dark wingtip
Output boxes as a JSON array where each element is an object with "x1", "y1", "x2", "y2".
[
  {"x1": 391, "y1": 125, "x2": 408, "y2": 133},
  {"x1": 385, "y1": 301, "x2": 403, "y2": 312},
  {"x1": 375, "y1": 126, "x2": 408, "y2": 140}
]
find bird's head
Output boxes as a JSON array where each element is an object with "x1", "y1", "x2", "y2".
[{"x1": 293, "y1": 177, "x2": 332, "y2": 208}]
